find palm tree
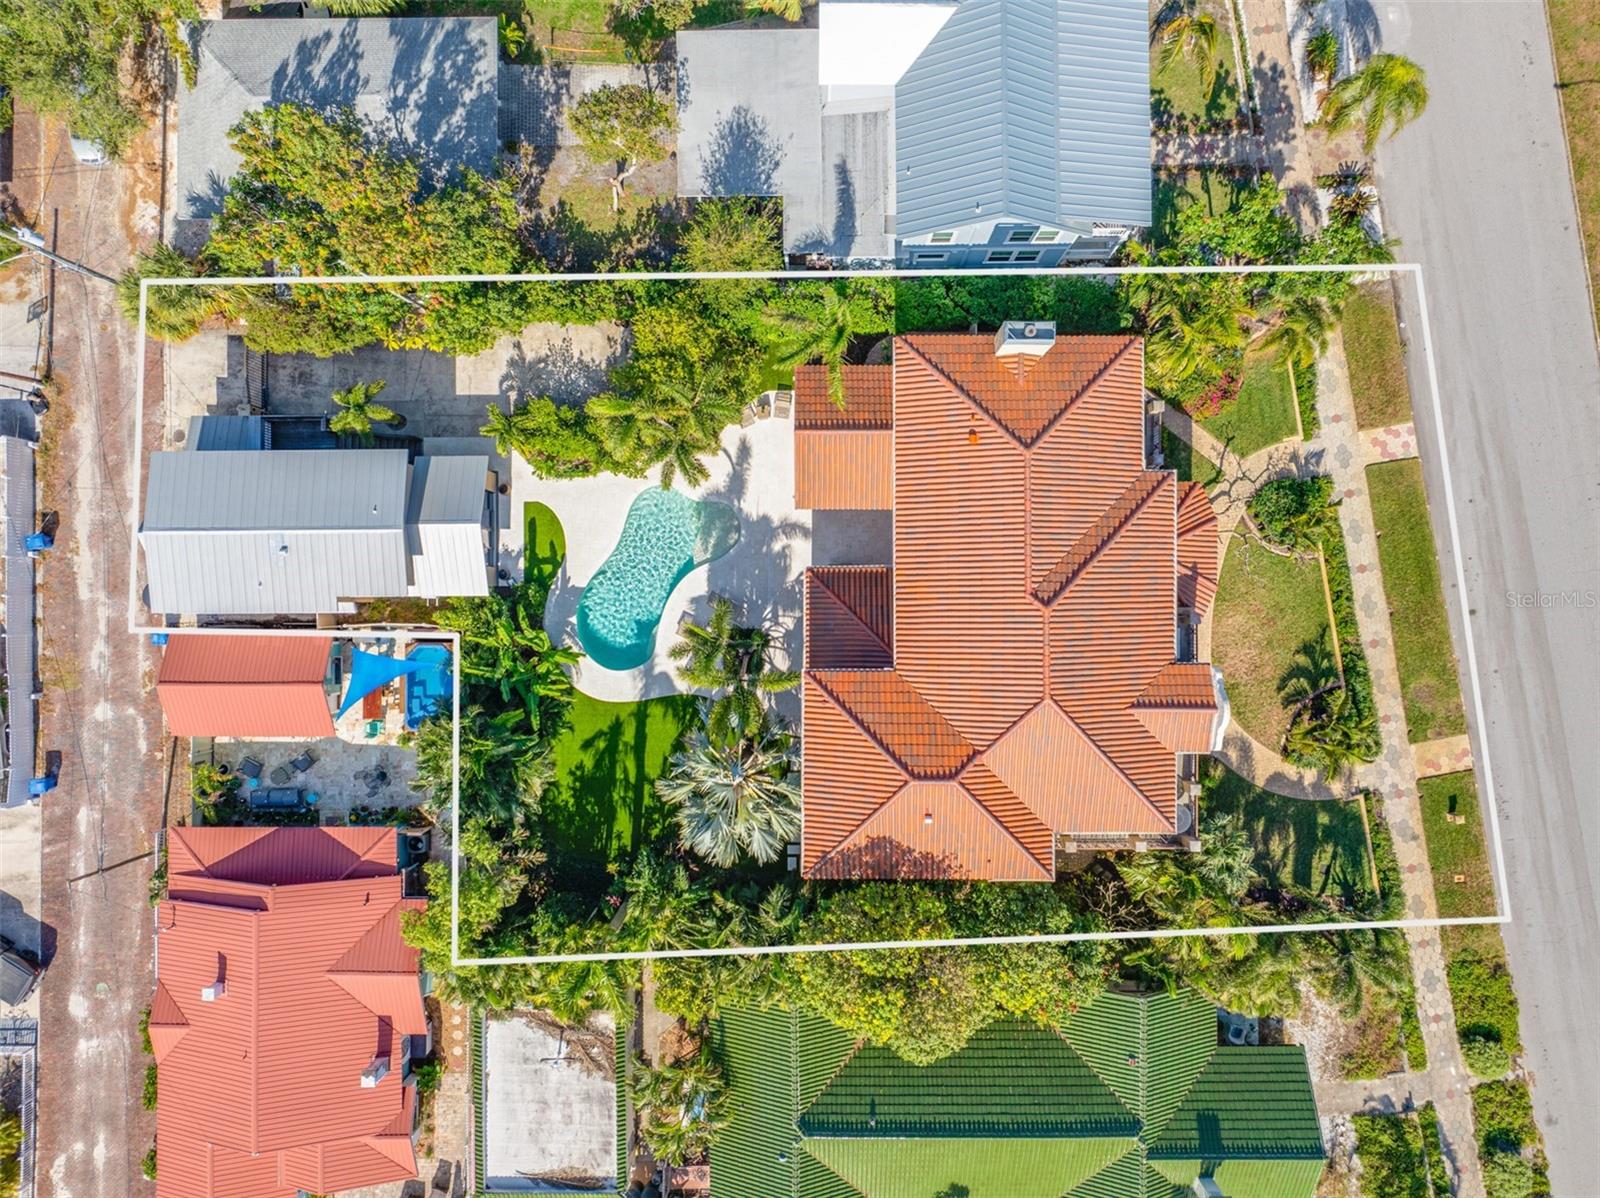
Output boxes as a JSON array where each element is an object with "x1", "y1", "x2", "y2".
[
  {"x1": 588, "y1": 369, "x2": 740, "y2": 489},
  {"x1": 670, "y1": 598, "x2": 800, "y2": 744},
  {"x1": 632, "y1": 1046, "x2": 730, "y2": 1167},
  {"x1": 413, "y1": 705, "x2": 553, "y2": 827},
  {"x1": 1196, "y1": 812, "x2": 1256, "y2": 899},
  {"x1": 656, "y1": 710, "x2": 801, "y2": 867},
  {"x1": 1282, "y1": 686, "x2": 1380, "y2": 774},
  {"x1": 1142, "y1": 283, "x2": 1252, "y2": 392},
  {"x1": 1258, "y1": 291, "x2": 1333, "y2": 369},
  {"x1": 328, "y1": 380, "x2": 404, "y2": 442},
  {"x1": 460, "y1": 596, "x2": 578, "y2": 712},
  {"x1": 1305, "y1": 27, "x2": 1340, "y2": 87},
  {"x1": 1278, "y1": 630, "x2": 1343, "y2": 713},
  {"x1": 1153, "y1": 1, "x2": 1221, "y2": 93},
  {"x1": 480, "y1": 401, "x2": 533, "y2": 458},
  {"x1": 1319, "y1": 53, "x2": 1429, "y2": 154},
  {"x1": 766, "y1": 281, "x2": 887, "y2": 406}
]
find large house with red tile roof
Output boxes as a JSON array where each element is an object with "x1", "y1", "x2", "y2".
[
  {"x1": 796, "y1": 324, "x2": 1225, "y2": 881},
  {"x1": 149, "y1": 826, "x2": 426, "y2": 1198}
]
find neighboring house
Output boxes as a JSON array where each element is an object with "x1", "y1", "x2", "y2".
[
  {"x1": 173, "y1": 16, "x2": 498, "y2": 247},
  {"x1": 156, "y1": 634, "x2": 337, "y2": 738},
  {"x1": 149, "y1": 826, "x2": 427, "y2": 1198},
  {"x1": 710, "y1": 988, "x2": 1327, "y2": 1198},
  {"x1": 676, "y1": 0, "x2": 1150, "y2": 265},
  {"x1": 139, "y1": 445, "x2": 495, "y2": 616},
  {"x1": 796, "y1": 325, "x2": 1224, "y2": 880}
]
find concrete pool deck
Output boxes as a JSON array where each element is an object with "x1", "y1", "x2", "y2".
[{"x1": 519, "y1": 417, "x2": 811, "y2": 715}]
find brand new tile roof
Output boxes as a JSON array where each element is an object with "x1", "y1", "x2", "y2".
[
  {"x1": 710, "y1": 990, "x2": 1324, "y2": 1198},
  {"x1": 151, "y1": 827, "x2": 425, "y2": 1198},
  {"x1": 156, "y1": 634, "x2": 335, "y2": 738},
  {"x1": 801, "y1": 334, "x2": 1223, "y2": 879}
]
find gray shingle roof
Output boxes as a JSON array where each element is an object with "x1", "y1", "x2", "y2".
[
  {"x1": 175, "y1": 17, "x2": 498, "y2": 222},
  {"x1": 895, "y1": 0, "x2": 1152, "y2": 236}
]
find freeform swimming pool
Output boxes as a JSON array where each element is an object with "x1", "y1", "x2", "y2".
[
  {"x1": 576, "y1": 488, "x2": 740, "y2": 671},
  {"x1": 405, "y1": 643, "x2": 453, "y2": 728}
]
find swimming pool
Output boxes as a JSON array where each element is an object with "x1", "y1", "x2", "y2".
[
  {"x1": 404, "y1": 644, "x2": 453, "y2": 728},
  {"x1": 576, "y1": 488, "x2": 741, "y2": 671}
]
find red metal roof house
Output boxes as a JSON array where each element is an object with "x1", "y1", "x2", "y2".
[
  {"x1": 156, "y1": 634, "x2": 336, "y2": 738},
  {"x1": 796, "y1": 326, "x2": 1225, "y2": 881},
  {"x1": 150, "y1": 826, "x2": 426, "y2": 1198}
]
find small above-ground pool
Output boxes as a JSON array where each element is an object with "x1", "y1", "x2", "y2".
[
  {"x1": 404, "y1": 643, "x2": 453, "y2": 728},
  {"x1": 576, "y1": 487, "x2": 740, "y2": 671}
]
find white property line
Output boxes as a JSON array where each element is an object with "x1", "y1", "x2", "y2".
[{"x1": 130, "y1": 265, "x2": 1509, "y2": 966}]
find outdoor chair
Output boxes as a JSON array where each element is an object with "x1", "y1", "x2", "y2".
[
  {"x1": 290, "y1": 749, "x2": 317, "y2": 775},
  {"x1": 740, "y1": 403, "x2": 758, "y2": 428},
  {"x1": 269, "y1": 765, "x2": 292, "y2": 786},
  {"x1": 773, "y1": 390, "x2": 793, "y2": 419},
  {"x1": 237, "y1": 757, "x2": 263, "y2": 782}
]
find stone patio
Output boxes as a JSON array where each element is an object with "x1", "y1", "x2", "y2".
[
  {"x1": 206, "y1": 739, "x2": 421, "y2": 821},
  {"x1": 524, "y1": 414, "x2": 810, "y2": 717}
]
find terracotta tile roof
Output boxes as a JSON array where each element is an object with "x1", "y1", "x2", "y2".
[
  {"x1": 800, "y1": 334, "x2": 1226, "y2": 879},
  {"x1": 157, "y1": 634, "x2": 335, "y2": 738},
  {"x1": 152, "y1": 827, "x2": 423, "y2": 1198},
  {"x1": 805, "y1": 568, "x2": 892, "y2": 670},
  {"x1": 1176, "y1": 480, "x2": 1219, "y2": 617},
  {"x1": 794, "y1": 429, "x2": 894, "y2": 510},
  {"x1": 1132, "y1": 663, "x2": 1222, "y2": 753},
  {"x1": 794, "y1": 364, "x2": 893, "y2": 429},
  {"x1": 810, "y1": 670, "x2": 975, "y2": 778},
  {"x1": 898, "y1": 334, "x2": 1140, "y2": 444}
]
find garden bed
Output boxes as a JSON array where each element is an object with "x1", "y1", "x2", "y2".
[
  {"x1": 1351, "y1": 1108, "x2": 1451, "y2": 1198},
  {"x1": 1366, "y1": 460, "x2": 1466, "y2": 741},
  {"x1": 1343, "y1": 282, "x2": 1413, "y2": 430}
]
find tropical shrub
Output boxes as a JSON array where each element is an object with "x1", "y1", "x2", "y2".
[
  {"x1": 568, "y1": 83, "x2": 676, "y2": 210},
  {"x1": 668, "y1": 599, "x2": 799, "y2": 744},
  {"x1": 676, "y1": 198, "x2": 784, "y2": 273},
  {"x1": 117, "y1": 244, "x2": 218, "y2": 341},
  {"x1": 1460, "y1": 1027, "x2": 1511, "y2": 1079},
  {"x1": 1319, "y1": 53, "x2": 1429, "y2": 153},
  {"x1": 1447, "y1": 953, "x2": 1522, "y2": 1056},
  {"x1": 632, "y1": 1046, "x2": 730, "y2": 1166},
  {"x1": 482, "y1": 397, "x2": 613, "y2": 480}
]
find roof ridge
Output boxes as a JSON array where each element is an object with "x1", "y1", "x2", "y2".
[
  {"x1": 896, "y1": 336, "x2": 1028, "y2": 451},
  {"x1": 1132, "y1": 663, "x2": 1217, "y2": 709},
  {"x1": 1033, "y1": 471, "x2": 1169, "y2": 605},
  {"x1": 1021, "y1": 335, "x2": 1141, "y2": 449},
  {"x1": 806, "y1": 670, "x2": 916, "y2": 779},
  {"x1": 809, "y1": 568, "x2": 893, "y2": 658},
  {"x1": 807, "y1": 669, "x2": 973, "y2": 780},
  {"x1": 1048, "y1": 699, "x2": 1170, "y2": 827},
  {"x1": 805, "y1": 779, "x2": 913, "y2": 877},
  {"x1": 956, "y1": 765, "x2": 1053, "y2": 875}
]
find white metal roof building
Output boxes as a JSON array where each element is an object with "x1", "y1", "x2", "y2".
[{"x1": 140, "y1": 449, "x2": 490, "y2": 616}]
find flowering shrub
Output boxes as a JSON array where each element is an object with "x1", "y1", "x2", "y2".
[{"x1": 1183, "y1": 371, "x2": 1240, "y2": 419}]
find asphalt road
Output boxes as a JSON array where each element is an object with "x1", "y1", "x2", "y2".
[{"x1": 1372, "y1": 4, "x2": 1600, "y2": 1190}]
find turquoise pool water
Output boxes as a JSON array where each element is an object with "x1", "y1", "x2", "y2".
[
  {"x1": 576, "y1": 488, "x2": 741, "y2": 671},
  {"x1": 405, "y1": 644, "x2": 453, "y2": 728}
]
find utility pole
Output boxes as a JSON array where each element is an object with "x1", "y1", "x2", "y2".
[{"x1": 2, "y1": 225, "x2": 116, "y2": 285}]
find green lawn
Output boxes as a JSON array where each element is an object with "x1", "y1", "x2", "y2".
[
  {"x1": 1202, "y1": 762, "x2": 1371, "y2": 902},
  {"x1": 1210, "y1": 537, "x2": 1330, "y2": 752},
  {"x1": 1149, "y1": 0, "x2": 1243, "y2": 123},
  {"x1": 1419, "y1": 771, "x2": 1495, "y2": 921},
  {"x1": 525, "y1": 501, "x2": 567, "y2": 589},
  {"x1": 1160, "y1": 427, "x2": 1222, "y2": 489},
  {"x1": 1151, "y1": 168, "x2": 1254, "y2": 247},
  {"x1": 542, "y1": 691, "x2": 700, "y2": 884},
  {"x1": 524, "y1": 500, "x2": 698, "y2": 881},
  {"x1": 1199, "y1": 347, "x2": 1299, "y2": 458},
  {"x1": 1550, "y1": 0, "x2": 1600, "y2": 341},
  {"x1": 1365, "y1": 460, "x2": 1466, "y2": 741},
  {"x1": 1343, "y1": 283, "x2": 1414, "y2": 430}
]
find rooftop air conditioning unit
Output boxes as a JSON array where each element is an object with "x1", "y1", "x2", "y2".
[
  {"x1": 200, "y1": 981, "x2": 225, "y2": 1002},
  {"x1": 360, "y1": 1057, "x2": 390, "y2": 1088},
  {"x1": 994, "y1": 320, "x2": 1056, "y2": 360}
]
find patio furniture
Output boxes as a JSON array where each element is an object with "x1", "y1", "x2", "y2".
[
  {"x1": 289, "y1": 749, "x2": 317, "y2": 775},
  {"x1": 249, "y1": 786, "x2": 303, "y2": 810},
  {"x1": 365, "y1": 719, "x2": 384, "y2": 739},
  {"x1": 740, "y1": 403, "x2": 759, "y2": 428},
  {"x1": 755, "y1": 391, "x2": 775, "y2": 418},
  {"x1": 772, "y1": 390, "x2": 793, "y2": 419},
  {"x1": 237, "y1": 757, "x2": 263, "y2": 782},
  {"x1": 268, "y1": 765, "x2": 292, "y2": 786}
]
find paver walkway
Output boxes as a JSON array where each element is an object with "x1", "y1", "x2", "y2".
[
  {"x1": 1214, "y1": 720, "x2": 1343, "y2": 801},
  {"x1": 1317, "y1": 329, "x2": 1486, "y2": 1198},
  {"x1": 1413, "y1": 735, "x2": 1473, "y2": 780},
  {"x1": 1361, "y1": 421, "x2": 1420, "y2": 465},
  {"x1": 1236, "y1": 0, "x2": 1321, "y2": 229}
]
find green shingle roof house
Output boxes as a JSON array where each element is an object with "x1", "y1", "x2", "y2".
[{"x1": 709, "y1": 989, "x2": 1325, "y2": 1198}]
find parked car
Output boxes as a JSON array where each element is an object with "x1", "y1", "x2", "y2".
[{"x1": 0, "y1": 933, "x2": 42, "y2": 1006}]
